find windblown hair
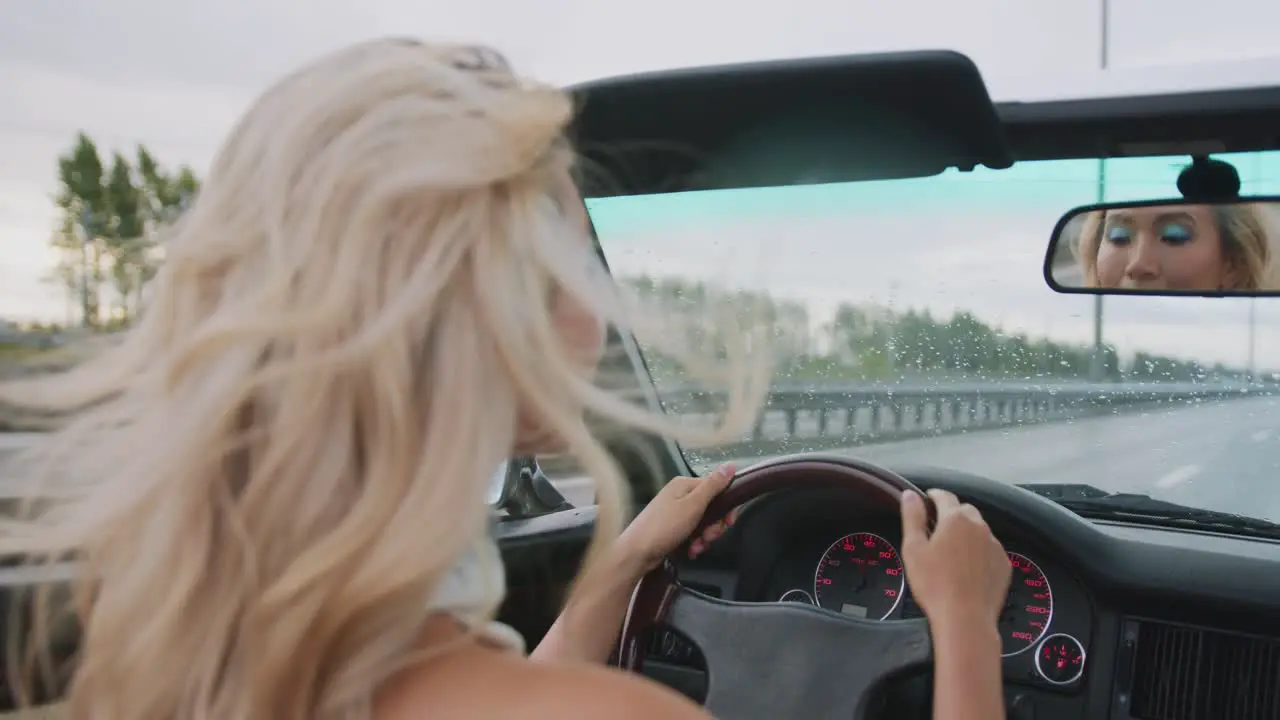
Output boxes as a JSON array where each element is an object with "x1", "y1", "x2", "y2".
[{"x1": 0, "y1": 38, "x2": 769, "y2": 719}]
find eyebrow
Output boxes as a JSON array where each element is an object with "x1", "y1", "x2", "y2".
[{"x1": 1105, "y1": 211, "x2": 1197, "y2": 226}]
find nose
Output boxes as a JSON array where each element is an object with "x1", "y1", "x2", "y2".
[{"x1": 1123, "y1": 235, "x2": 1161, "y2": 283}]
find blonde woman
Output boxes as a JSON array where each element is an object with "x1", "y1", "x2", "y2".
[
  {"x1": 1073, "y1": 202, "x2": 1278, "y2": 290},
  {"x1": 1, "y1": 39, "x2": 1011, "y2": 720}
]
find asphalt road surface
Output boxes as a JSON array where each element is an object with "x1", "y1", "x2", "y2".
[{"x1": 2, "y1": 396, "x2": 1278, "y2": 523}]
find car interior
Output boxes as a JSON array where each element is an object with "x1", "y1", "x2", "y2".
[
  {"x1": 493, "y1": 51, "x2": 1280, "y2": 720},
  {"x1": 5, "y1": 49, "x2": 1280, "y2": 720}
]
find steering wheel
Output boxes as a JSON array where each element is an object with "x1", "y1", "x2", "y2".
[{"x1": 617, "y1": 454, "x2": 938, "y2": 720}]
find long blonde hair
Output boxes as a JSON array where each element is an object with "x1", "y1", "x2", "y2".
[{"x1": 0, "y1": 38, "x2": 769, "y2": 719}]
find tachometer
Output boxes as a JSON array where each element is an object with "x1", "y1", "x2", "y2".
[
  {"x1": 813, "y1": 532, "x2": 904, "y2": 620},
  {"x1": 999, "y1": 552, "x2": 1053, "y2": 657}
]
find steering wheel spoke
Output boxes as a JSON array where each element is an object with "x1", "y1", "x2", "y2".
[{"x1": 665, "y1": 583, "x2": 932, "y2": 720}]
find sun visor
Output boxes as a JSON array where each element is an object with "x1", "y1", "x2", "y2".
[{"x1": 568, "y1": 50, "x2": 1014, "y2": 198}]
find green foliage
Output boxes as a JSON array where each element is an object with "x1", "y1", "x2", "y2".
[
  {"x1": 823, "y1": 304, "x2": 1126, "y2": 382},
  {"x1": 48, "y1": 133, "x2": 200, "y2": 329},
  {"x1": 621, "y1": 274, "x2": 1250, "y2": 385}
]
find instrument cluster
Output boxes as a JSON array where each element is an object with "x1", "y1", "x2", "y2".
[{"x1": 772, "y1": 529, "x2": 1088, "y2": 688}]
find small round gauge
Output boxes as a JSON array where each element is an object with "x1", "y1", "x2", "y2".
[
  {"x1": 1035, "y1": 633, "x2": 1086, "y2": 685},
  {"x1": 778, "y1": 589, "x2": 815, "y2": 604},
  {"x1": 999, "y1": 552, "x2": 1054, "y2": 657},
  {"x1": 813, "y1": 532, "x2": 904, "y2": 620}
]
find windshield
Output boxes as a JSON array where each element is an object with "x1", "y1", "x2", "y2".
[{"x1": 587, "y1": 150, "x2": 1280, "y2": 525}]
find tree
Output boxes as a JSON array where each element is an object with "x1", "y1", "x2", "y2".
[
  {"x1": 173, "y1": 165, "x2": 200, "y2": 202},
  {"x1": 52, "y1": 132, "x2": 109, "y2": 328},
  {"x1": 620, "y1": 274, "x2": 813, "y2": 374},
  {"x1": 104, "y1": 152, "x2": 146, "y2": 322},
  {"x1": 49, "y1": 134, "x2": 202, "y2": 330},
  {"x1": 135, "y1": 146, "x2": 200, "y2": 292}
]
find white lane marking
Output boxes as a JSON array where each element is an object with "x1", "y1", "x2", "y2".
[
  {"x1": 1251, "y1": 429, "x2": 1272, "y2": 442},
  {"x1": 1154, "y1": 464, "x2": 1201, "y2": 489}
]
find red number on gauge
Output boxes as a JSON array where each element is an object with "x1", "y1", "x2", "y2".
[
  {"x1": 813, "y1": 532, "x2": 905, "y2": 621},
  {"x1": 999, "y1": 552, "x2": 1054, "y2": 657}
]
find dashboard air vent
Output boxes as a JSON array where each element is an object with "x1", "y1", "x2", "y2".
[{"x1": 1127, "y1": 619, "x2": 1280, "y2": 720}]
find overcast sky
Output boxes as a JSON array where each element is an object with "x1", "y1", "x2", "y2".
[
  {"x1": 5, "y1": 0, "x2": 1280, "y2": 369},
  {"x1": 590, "y1": 153, "x2": 1280, "y2": 371}
]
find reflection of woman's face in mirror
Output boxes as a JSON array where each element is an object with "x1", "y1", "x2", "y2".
[{"x1": 1093, "y1": 204, "x2": 1235, "y2": 290}]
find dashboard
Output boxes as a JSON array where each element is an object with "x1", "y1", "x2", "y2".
[
  {"x1": 633, "y1": 467, "x2": 1280, "y2": 720},
  {"x1": 759, "y1": 512, "x2": 1091, "y2": 690}
]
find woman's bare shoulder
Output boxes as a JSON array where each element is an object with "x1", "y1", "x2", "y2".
[{"x1": 378, "y1": 642, "x2": 710, "y2": 720}]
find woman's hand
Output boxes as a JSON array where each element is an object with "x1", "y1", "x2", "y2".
[
  {"x1": 616, "y1": 463, "x2": 738, "y2": 573},
  {"x1": 531, "y1": 463, "x2": 739, "y2": 665},
  {"x1": 900, "y1": 489, "x2": 1011, "y2": 720},
  {"x1": 900, "y1": 488, "x2": 1011, "y2": 628}
]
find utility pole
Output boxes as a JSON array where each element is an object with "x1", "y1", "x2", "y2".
[
  {"x1": 1100, "y1": 0, "x2": 1110, "y2": 70},
  {"x1": 1248, "y1": 297, "x2": 1257, "y2": 383},
  {"x1": 1089, "y1": 0, "x2": 1110, "y2": 382},
  {"x1": 1090, "y1": 157, "x2": 1107, "y2": 381}
]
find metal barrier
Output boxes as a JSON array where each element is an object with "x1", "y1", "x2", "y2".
[
  {"x1": 651, "y1": 380, "x2": 1275, "y2": 461},
  {"x1": 3, "y1": 379, "x2": 1272, "y2": 462}
]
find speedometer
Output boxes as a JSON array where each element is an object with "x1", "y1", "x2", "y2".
[
  {"x1": 813, "y1": 532, "x2": 904, "y2": 620},
  {"x1": 999, "y1": 552, "x2": 1053, "y2": 657}
]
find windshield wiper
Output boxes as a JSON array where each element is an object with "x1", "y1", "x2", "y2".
[{"x1": 1017, "y1": 484, "x2": 1280, "y2": 539}]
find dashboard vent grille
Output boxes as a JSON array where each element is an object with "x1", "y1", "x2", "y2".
[{"x1": 1129, "y1": 619, "x2": 1280, "y2": 720}]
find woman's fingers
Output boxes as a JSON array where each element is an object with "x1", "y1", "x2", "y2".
[
  {"x1": 959, "y1": 503, "x2": 987, "y2": 526},
  {"x1": 693, "y1": 463, "x2": 735, "y2": 500},
  {"x1": 690, "y1": 509, "x2": 738, "y2": 558},
  {"x1": 688, "y1": 535, "x2": 715, "y2": 559},
  {"x1": 927, "y1": 489, "x2": 960, "y2": 514},
  {"x1": 700, "y1": 519, "x2": 729, "y2": 543},
  {"x1": 666, "y1": 476, "x2": 697, "y2": 498},
  {"x1": 900, "y1": 491, "x2": 928, "y2": 550}
]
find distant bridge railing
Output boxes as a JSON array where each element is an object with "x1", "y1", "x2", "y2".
[{"x1": 646, "y1": 380, "x2": 1276, "y2": 462}]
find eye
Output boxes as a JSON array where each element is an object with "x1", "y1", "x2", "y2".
[
  {"x1": 1158, "y1": 221, "x2": 1194, "y2": 245},
  {"x1": 1104, "y1": 225, "x2": 1132, "y2": 245}
]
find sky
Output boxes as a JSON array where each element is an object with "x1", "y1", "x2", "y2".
[
  {"x1": 588, "y1": 155, "x2": 1280, "y2": 371},
  {"x1": 5, "y1": 0, "x2": 1280, "y2": 369}
]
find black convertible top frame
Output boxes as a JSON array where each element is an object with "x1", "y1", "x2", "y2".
[{"x1": 567, "y1": 50, "x2": 1280, "y2": 198}]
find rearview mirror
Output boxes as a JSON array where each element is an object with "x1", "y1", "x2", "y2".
[{"x1": 1045, "y1": 197, "x2": 1280, "y2": 296}]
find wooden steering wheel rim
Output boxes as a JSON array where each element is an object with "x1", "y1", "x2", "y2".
[{"x1": 617, "y1": 452, "x2": 936, "y2": 671}]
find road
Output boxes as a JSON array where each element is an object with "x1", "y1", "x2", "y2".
[
  {"x1": 3, "y1": 396, "x2": 1279, "y2": 523},
  {"x1": 555, "y1": 397, "x2": 1280, "y2": 523}
]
